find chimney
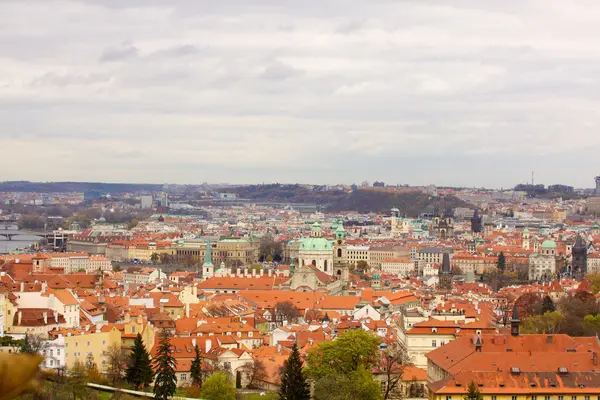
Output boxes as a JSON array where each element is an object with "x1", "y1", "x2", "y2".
[
  {"x1": 192, "y1": 338, "x2": 196, "y2": 347},
  {"x1": 268, "y1": 269, "x2": 272, "y2": 277},
  {"x1": 260, "y1": 269, "x2": 264, "y2": 276},
  {"x1": 205, "y1": 339, "x2": 212, "y2": 353},
  {"x1": 43, "y1": 311, "x2": 48, "y2": 324},
  {"x1": 237, "y1": 268, "x2": 242, "y2": 276},
  {"x1": 54, "y1": 310, "x2": 58, "y2": 323},
  {"x1": 48, "y1": 294, "x2": 55, "y2": 309},
  {"x1": 20, "y1": 282, "x2": 24, "y2": 292},
  {"x1": 546, "y1": 335, "x2": 553, "y2": 345},
  {"x1": 186, "y1": 303, "x2": 190, "y2": 318},
  {"x1": 277, "y1": 343, "x2": 282, "y2": 354},
  {"x1": 252, "y1": 269, "x2": 256, "y2": 277},
  {"x1": 18, "y1": 311, "x2": 22, "y2": 325}
]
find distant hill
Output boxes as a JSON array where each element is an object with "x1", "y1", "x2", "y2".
[
  {"x1": 0, "y1": 181, "x2": 163, "y2": 193},
  {"x1": 224, "y1": 184, "x2": 472, "y2": 216}
]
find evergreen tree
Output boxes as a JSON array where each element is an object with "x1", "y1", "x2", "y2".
[
  {"x1": 541, "y1": 295, "x2": 556, "y2": 314},
  {"x1": 19, "y1": 334, "x2": 33, "y2": 354},
  {"x1": 153, "y1": 329, "x2": 177, "y2": 400},
  {"x1": 497, "y1": 252, "x2": 506, "y2": 273},
  {"x1": 464, "y1": 380, "x2": 484, "y2": 400},
  {"x1": 126, "y1": 333, "x2": 154, "y2": 390},
  {"x1": 279, "y1": 342, "x2": 310, "y2": 400},
  {"x1": 190, "y1": 344, "x2": 203, "y2": 387}
]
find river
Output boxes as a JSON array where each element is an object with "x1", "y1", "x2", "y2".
[{"x1": 0, "y1": 224, "x2": 39, "y2": 254}]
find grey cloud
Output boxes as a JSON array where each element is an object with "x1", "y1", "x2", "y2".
[
  {"x1": 99, "y1": 42, "x2": 139, "y2": 62},
  {"x1": 260, "y1": 61, "x2": 304, "y2": 81},
  {"x1": 2, "y1": 0, "x2": 600, "y2": 187}
]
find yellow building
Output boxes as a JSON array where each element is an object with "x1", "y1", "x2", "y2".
[
  {"x1": 64, "y1": 326, "x2": 121, "y2": 371},
  {"x1": 429, "y1": 370, "x2": 600, "y2": 400}
]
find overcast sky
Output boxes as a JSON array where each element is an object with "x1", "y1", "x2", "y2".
[{"x1": 2, "y1": 0, "x2": 600, "y2": 189}]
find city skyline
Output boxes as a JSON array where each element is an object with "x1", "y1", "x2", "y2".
[{"x1": 3, "y1": 0, "x2": 600, "y2": 187}]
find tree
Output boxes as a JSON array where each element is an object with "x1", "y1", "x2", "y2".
[
  {"x1": 378, "y1": 342, "x2": 412, "y2": 400},
  {"x1": 70, "y1": 360, "x2": 89, "y2": 400},
  {"x1": 356, "y1": 260, "x2": 370, "y2": 273},
  {"x1": 200, "y1": 372, "x2": 236, "y2": 400},
  {"x1": 241, "y1": 359, "x2": 268, "y2": 389},
  {"x1": 306, "y1": 329, "x2": 381, "y2": 378},
  {"x1": 585, "y1": 273, "x2": 600, "y2": 294},
  {"x1": 126, "y1": 333, "x2": 154, "y2": 390},
  {"x1": 113, "y1": 264, "x2": 122, "y2": 272},
  {"x1": 279, "y1": 342, "x2": 310, "y2": 400},
  {"x1": 275, "y1": 301, "x2": 301, "y2": 323},
  {"x1": 521, "y1": 311, "x2": 565, "y2": 334},
  {"x1": 312, "y1": 366, "x2": 383, "y2": 400},
  {"x1": 19, "y1": 333, "x2": 47, "y2": 354},
  {"x1": 514, "y1": 293, "x2": 543, "y2": 318},
  {"x1": 464, "y1": 380, "x2": 484, "y2": 400},
  {"x1": 541, "y1": 295, "x2": 556, "y2": 314},
  {"x1": 86, "y1": 353, "x2": 103, "y2": 384},
  {"x1": 153, "y1": 329, "x2": 178, "y2": 400},
  {"x1": 106, "y1": 343, "x2": 127, "y2": 386},
  {"x1": 150, "y1": 252, "x2": 160, "y2": 264},
  {"x1": 190, "y1": 344, "x2": 203, "y2": 388},
  {"x1": 497, "y1": 252, "x2": 506, "y2": 273}
]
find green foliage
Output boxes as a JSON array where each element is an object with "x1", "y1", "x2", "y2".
[
  {"x1": 496, "y1": 252, "x2": 506, "y2": 272},
  {"x1": 190, "y1": 344, "x2": 203, "y2": 387},
  {"x1": 541, "y1": 295, "x2": 556, "y2": 314},
  {"x1": 200, "y1": 372, "x2": 236, "y2": 400},
  {"x1": 224, "y1": 185, "x2": 471, "y2": 215},
  {"x1": 0, "y1": 335, "x2": 22, "y2": 347},
  {"x1": 312, "y1": 366, "x2": 383, "y2": 400},
  {"x1": 126, "y1": 333, "x2": 154, "y2": 390},
  {"x1": 19, "y1": 334, "x2": 34, "y2": 354},
  {"x1": 150, "y1": 252, "x2": 160, "y2": 263},
  {"x1": 586, "y1": 274, "x2": 600, "y2": 294},
  {"x1": 521, "y1": 311, "x2": 565, "y2": 334},
  {"x1": 70, "y1": 360, "x2": 89, "y2": 400},
  {"x1": 305, "y1": 329, "x2": 381, "y2": 379},
  {"x1": 153, "y1": 330, "x2": 178, "y2": 400},
  {"x1": 279, "y1": 343, "x2": 310, "y2": 400},
  {"x1": 583, "y1": 315, "x2": 600, "y2": 334},
  {"x1": 464, "y1": 381, "x2": 484, "y2": 400}
]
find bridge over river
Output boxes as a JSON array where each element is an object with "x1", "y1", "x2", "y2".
[{"x1": 0, "y1": 224, "x2": 50, "y2": 241}]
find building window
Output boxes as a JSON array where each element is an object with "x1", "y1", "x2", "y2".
[
  {"x1": 558, "y1": 397, "x2": 563, "y2": 400},
  {"x1": 432, "y1": 340, "x2": 437, "y2": 347},
  {"x1": 446, "y1": 397, "x2": 452, "y2": 400},
  {"x1": 545, "y1": 396, "x2": 551, "y2": 400},
  {"x1": 57, "y1": 349, "x2": 60, "y2": 355},
  {"x1": 572, "y1": 397, "x2": 577, "y2": 400},
  {"x1": 513, "y1": 396, "x2": 518, "y2": 400},
  {"x1": 181, "y1": 374, "x2": 187, "y2": 381},
  {"x1": 492, "y1": 397, "x2": 496, "y2": 400}
]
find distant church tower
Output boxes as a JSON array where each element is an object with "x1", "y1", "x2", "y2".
[
  {"x1": 438, "y1": 252, "x2": 453, "y2": 291},
  {"x1": 433, "y1": 209, "x2": 454, "y2": 239},
  {"x1": 522, "y1": 228, "x2": 531, "y2": 250},
  {"x1": 202, "y1": 237, "x2": 215, "y2": 280},
  {"x1": 333, "y1": 219, "x2": 350, "y2": 285},
  {"x1": 471, "y1": 209, "x2": 483, "y2": 233},
  {"x1": 572, "y1": 234, "x2": 588, "y2": 279}
]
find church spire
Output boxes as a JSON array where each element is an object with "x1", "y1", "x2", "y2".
[{"x1": 203, "y1": 236, "x2": 214, "y2": 267}]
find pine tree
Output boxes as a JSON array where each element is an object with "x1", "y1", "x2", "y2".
[
  {"x1": 19, "y1": 334, "x2": 33, "y2": 354},
  {"x1": 190, "y1": 344, "x2": 203, "y2": 387},
  {"x1": 464, "y1": 380, "x2": 484, "y2": 400},
  {"x1": 153, "y1": 329, "x2": 178, "y2": 400},
  {"x1": 497, "y1": 252, "x2": 506, "y2": 273},
  {"x1": 126, "y1": 333, "x2": 155, "y2": 390},
  {"x1": 541, "y1": 295, "x2": 556, "y2": 314},
  {"x1": 279, "y1": 342, "x2": 310, "y2": 400}
]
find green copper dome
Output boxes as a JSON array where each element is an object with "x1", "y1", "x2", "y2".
[
  {"x1": 541, "y1": 239, "x2": 557, "y2": 249},
  {"x1": 299, "y1": 237, "x2": 333, "y2": 251}
]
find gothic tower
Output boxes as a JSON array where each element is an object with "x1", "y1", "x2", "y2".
[
  {"x1": 438, "y1": 252, "x2": 453, "y2": 291},
  {"x1": 471, "y1": 209, "x2": 483, "y2": 233},
  {"x1": 572, "y1": 234, "x2": 588, "y2": 279}
]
